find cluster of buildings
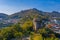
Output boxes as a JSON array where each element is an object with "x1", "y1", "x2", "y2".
[
  {"x1": 0, "y1": 18, "x2": 20, "y2": 27},
  {"x1": 47, "y1": 19, "x2": 60, "y2": 34},
  {"x1": 0, "y1": 18, "x2": 20, "y2": 24},
  {"x1": 33, "y1": 17, "x2": 60, "y2": 34}
]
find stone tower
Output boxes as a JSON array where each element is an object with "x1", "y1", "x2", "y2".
[{"x1": 33, "y1": 18, "x2": 41, "y2": 31}]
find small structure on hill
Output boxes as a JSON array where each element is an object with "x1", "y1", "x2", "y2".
[
  {"x1": 46, "y1": 18, "x2": 60, "y2": 34},
  {"x1": 33, "y1": 18, "x2": 49, "y2": 31},
  {"x1": 33, "y1": 18, "x2": 42, "y2": 31}
]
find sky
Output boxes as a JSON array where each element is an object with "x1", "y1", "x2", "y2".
[{"x1": 0, "y1": 0, "x2": 60, "y2": 15}]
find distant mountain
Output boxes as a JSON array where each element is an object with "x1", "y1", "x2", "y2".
[
  {"x1": 0, "y1": 8, "x2": 60, "y2": 19},
  {"x1": 10, "y1": 8, "x2": 60, "y2": 19},
  {"x1": 0, "y1": 13, "x2": 8, "y2": 20},
  {"x1": 51, "y1": 11, "x2": 60, "y2": 17},
  {"x1": 10, "y1": 8, "x2": 43, "y2": 19}
]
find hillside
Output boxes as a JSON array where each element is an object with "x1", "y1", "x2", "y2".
[
  {"x1": 0, "y1": 13, "x2": 8, "y2": 20},
  {"x1": 0, "y1": 8, "x2": 60, "y2": 40},
  {"x1": 9, "y1": 8, "x2": 60, "y2": 19},
  {"x1": 0, "y1": 8, "x2": 60, "y2": 19},
  {"x1": 10, "y1": 8, "x2": 43, "y2": 19},
  {"x1": 0, "y1": 8, "x2": 60, "y2": 27}
]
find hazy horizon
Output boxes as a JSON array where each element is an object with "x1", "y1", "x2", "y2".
[{"x1": 0, "y1": 0, "x2": 60, "y2": 15}]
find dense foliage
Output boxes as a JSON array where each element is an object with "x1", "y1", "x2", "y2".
[{"x1": 0, "y1": 18, "x2": 60, "y2": 40}]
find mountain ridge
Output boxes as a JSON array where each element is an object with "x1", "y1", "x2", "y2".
[
  {"x1": 0, "y1": 8, "x2": 60, "y2": 19},
  {"x1": 0, "y1": 8, "x2": 60, "y2": 27}
]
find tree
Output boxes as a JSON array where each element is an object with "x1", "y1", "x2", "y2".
[{"x1": 33, "y1": 34, "x2": 43, "y2": 40}]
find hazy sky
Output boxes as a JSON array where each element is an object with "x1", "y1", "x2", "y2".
[{"x1": 0, "y1": 0, "x2": 60, "y2": 15}]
